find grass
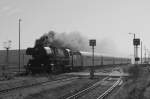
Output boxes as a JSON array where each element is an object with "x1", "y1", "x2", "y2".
[{"x1": 109, "y1": 64, "x2": 150, "y2": 99}]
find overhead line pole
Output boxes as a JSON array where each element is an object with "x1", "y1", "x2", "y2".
[
  {"x1": 19, "y1": 18, "x2": 21, "y2": 73},
  {"x1": 141, "y1": 41, "x2": 142, "y2": 64},
  {"x1": 145, "y1": 46, "x2": 146, "y2": 63}
]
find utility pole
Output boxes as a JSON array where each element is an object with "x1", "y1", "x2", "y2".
[
  {"x1": 145, "y1": 46, "x2": 147, "y2": 63},
  {"x1": 19, "y1": 18, "x2": 21, "y2": 73},
  {"x1": 141, "y1": 41, "x2": 142, "y2": 64},
  {"x1": 147, "y1": 50, "x2": 150, "y2": 64},
  {"x1": 147, "y1": 49, "x2": 150, "y2": 64}
]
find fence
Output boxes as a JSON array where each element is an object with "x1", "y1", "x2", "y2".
[{"x1": 0, "y1": 50, "x2": 31, "y2": 75}]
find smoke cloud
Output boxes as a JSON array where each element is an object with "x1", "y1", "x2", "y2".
[
  {"x1": 35, "y1": 31, "x2": 119, "y2": 56},
  {"x1": 35, "y1": 31, "x2": 89, "y2": 51}
]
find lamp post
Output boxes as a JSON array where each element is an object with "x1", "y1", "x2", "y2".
[{"x1": 19, "y1": 18, "x2": 21, "y2": 73}]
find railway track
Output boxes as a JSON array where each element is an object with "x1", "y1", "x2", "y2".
[
  {"x1": 0, "y1": 76, "x2": 79, "y2": 96},
  {"x1": 0, "y1": 67, "x2": 123, "y2": 99},
  {"x1": 66, "y1": 76, "x2": 121, "y2": 99},
  {"x1": 96, "y1": 78, "x2": 121, "y2": 99}
]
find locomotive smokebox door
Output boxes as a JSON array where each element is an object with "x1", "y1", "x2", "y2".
[{"x1": 89, "y1": 39, "x2": 96, "y2": 46}]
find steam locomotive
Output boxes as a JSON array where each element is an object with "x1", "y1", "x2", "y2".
[{"x1": 25, "y1": 46, "x2": 131, "y2": 74}]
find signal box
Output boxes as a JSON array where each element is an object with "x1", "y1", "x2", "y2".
[
  {"x1": 135, "y1": 57, "x2": 140, "y2": 61},
  {"x1": 89, "y1": 39, "x2": 96, "y2": 46},
  {"x1": 133, "y1": 39, "x2": 140, "y2": 46}
]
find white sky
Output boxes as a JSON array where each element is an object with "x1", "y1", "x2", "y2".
[{"x1": 0, "y1": 0, "x2": 150, "y2": 57}]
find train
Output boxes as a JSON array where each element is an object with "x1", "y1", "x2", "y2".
[{"x1": 25, "y1": 46, "x2": 131, "y2": 74}]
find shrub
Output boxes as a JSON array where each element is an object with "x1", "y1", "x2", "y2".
[{"x1": 127, "y1": 65, "x2": 140, "y2": 80}]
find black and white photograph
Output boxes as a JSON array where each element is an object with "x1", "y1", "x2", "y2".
[{"x1": 0, "y1": 0, "x2": 150, "y2": 99}]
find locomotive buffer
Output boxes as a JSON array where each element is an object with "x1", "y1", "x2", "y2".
[{"x1": 89, "y1": 39, "x2": 96, "y2": 79}]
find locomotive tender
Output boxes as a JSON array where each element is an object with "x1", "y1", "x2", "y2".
[{"x1": 26, "y1": 46, "x2": 131, "y2": 74}]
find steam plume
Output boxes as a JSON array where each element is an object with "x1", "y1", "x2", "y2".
[
  {"x1": 35, "y1": 31, "x2": 89, "y2": 51},
  {"x1": 35, "y1": 31, "x2": 119, "y2": 56}
]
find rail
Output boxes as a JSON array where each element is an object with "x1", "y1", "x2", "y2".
[
  {"x1": 97, "y1": 78, "x2": 121, "y2": 99},
  {"x1": 66, "y1": 77, "x2": 108, "y2": 99}
]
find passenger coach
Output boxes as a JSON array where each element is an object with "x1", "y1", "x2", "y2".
[{"x1": 70, "y1": 51, "x2": 131, "y2": 70}]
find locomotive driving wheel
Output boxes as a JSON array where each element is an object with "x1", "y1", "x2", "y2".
[{"x1": 51, "y1": 64, "x2": 64, "y2": 74}]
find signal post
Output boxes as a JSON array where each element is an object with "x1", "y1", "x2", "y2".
[
  {"x1": 133, "y1": 38, "x2": 140, "y2": 64},
  {"x1": 3, "y1": 40, "x2": 11, "y2": 78},
  {"x1": 89, "y1": 39, "x2": 96, "y2": 79}
]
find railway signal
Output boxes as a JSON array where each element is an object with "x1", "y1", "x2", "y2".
[
  {"x1": 133, "y1": 38, "x2": 140, "y2": 63},
  {"x1": 3, "y1": 40, "x2": 11, "y2": 78},
  {"x1": 89, "y1": 39, "x2": 96, "y2": 79},
  {"x1": 129, "y1": 33, "x2": 140, "y2": 64}
]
